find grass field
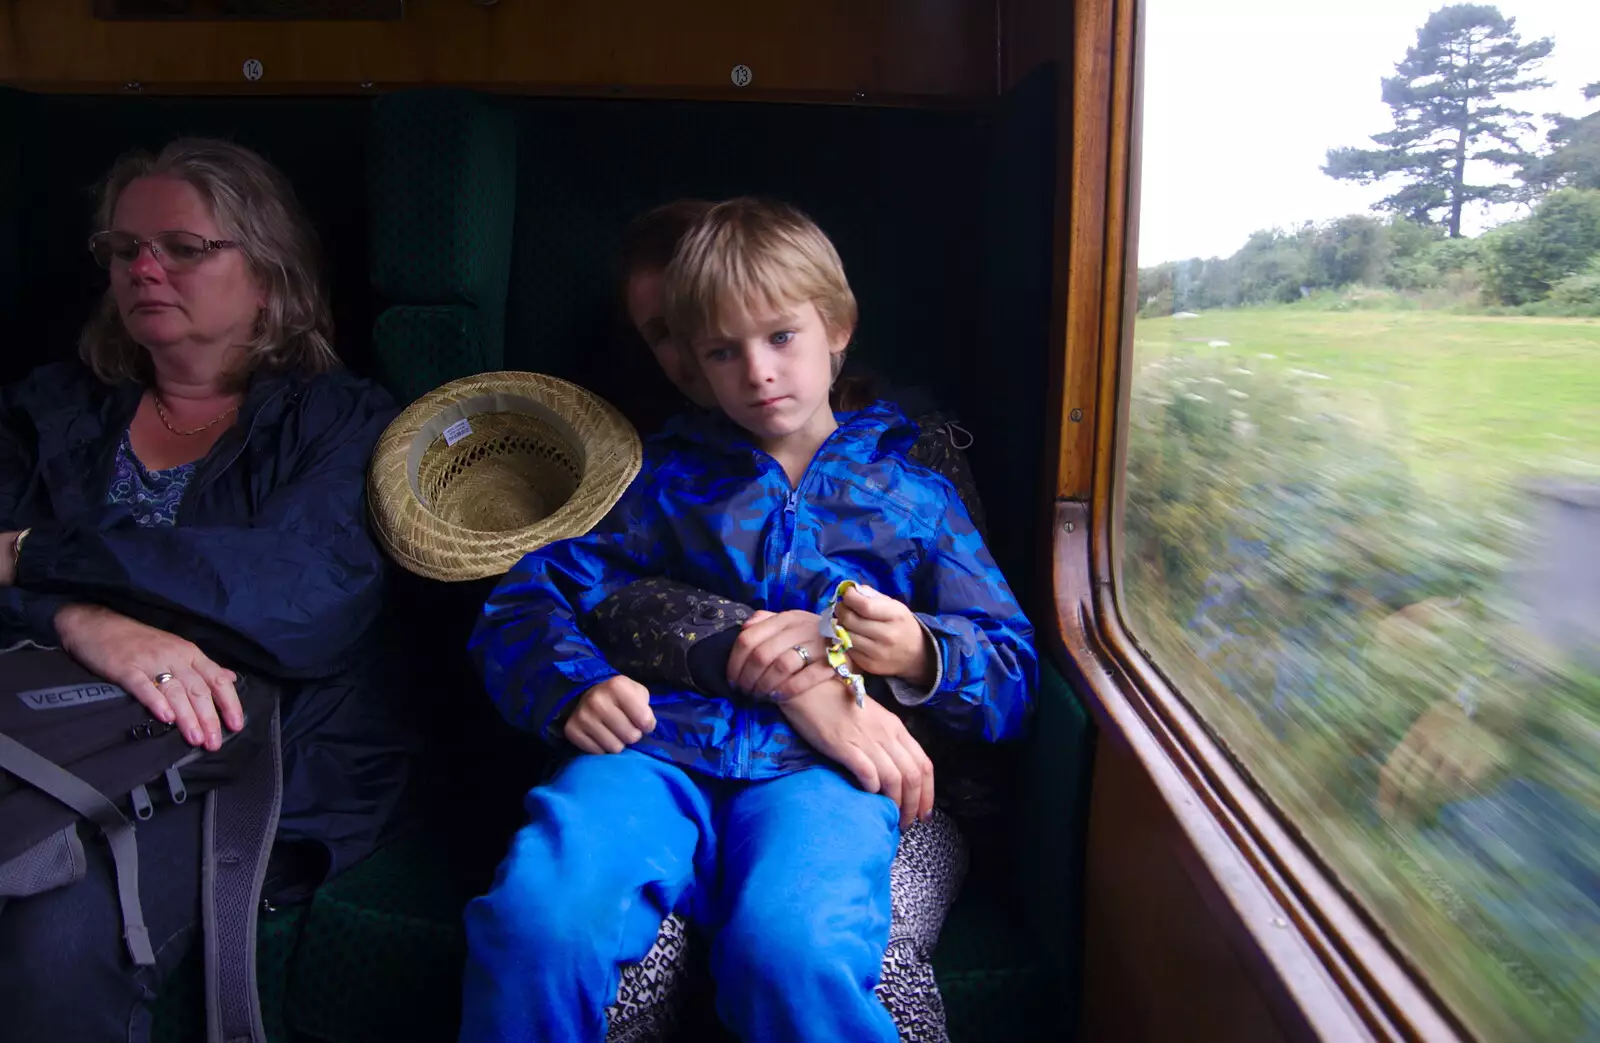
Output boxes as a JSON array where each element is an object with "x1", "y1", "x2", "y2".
[
  {"x1": 1134, "y1": 309, "x2": 1600, "y2": 494},
  {"x1": 1121, "y1": 307, "x2": 1600, "y2": 1041}
]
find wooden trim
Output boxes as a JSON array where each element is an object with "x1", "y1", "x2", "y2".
[
  {"x1": 0, "y1": 0, "x2": 993, "y2": 100},
  {"x1": 1053, "y1": 0, "x2": 1477, "y2": 1039},
  {"x1": 1090, "y1": 0, "x2": 1138, "y2": 586},
  {"x1": 1054, "y1": 0, "x2": 1114, "y2": 500},
  {"x1": 2, "y1": 80, "x2": 983, "y2": 109}
]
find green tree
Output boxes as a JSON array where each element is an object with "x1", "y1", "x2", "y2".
[
  {"x1": 1324, "y1": 5, "x2": 1553, "y2": 237},
  {"x1": 1234, "y1": 228, "x2": 1314, "y2": 303},
  {"x1": 1306, "y1": 215, "x2": 1392, "y2": 288},
  {"x1": 1524, "y1": 80, "x2": 1600, "y2": 193},
  {"x1": 1481, "y1": 188, "x2": 1600, "y2": 305}
]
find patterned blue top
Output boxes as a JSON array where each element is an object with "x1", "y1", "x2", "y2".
[{"x1": 105, "y1": 428, "x2": 196, "y2": 528}]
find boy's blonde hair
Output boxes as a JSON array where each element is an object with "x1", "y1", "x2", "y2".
[{"x1": 663, "y1": 198, "x2": 858, "y2": 349}]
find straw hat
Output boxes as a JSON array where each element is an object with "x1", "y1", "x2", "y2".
[{"x1": 368, "y1": 371, "x2": 643, "y2": 582}]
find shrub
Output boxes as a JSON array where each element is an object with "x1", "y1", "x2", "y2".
[
  {"x1": 1481, "y1": 189, "x2": 1600, "y2": 306},
  {"x1": 1547, "y1": 257, "x2": 1600, "y2": 316}
]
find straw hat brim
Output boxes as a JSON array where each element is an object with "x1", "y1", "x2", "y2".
[{"x1": 368, "y1": 371, "x2": 643, "y2": 582}]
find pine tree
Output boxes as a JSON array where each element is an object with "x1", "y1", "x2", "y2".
[
  {"x1": 1523, "y1": 81, "x2": 1600, "y2": 194},
  {"x1": 1324, "y1": 4, "x2": 1552, "y2": 236}
]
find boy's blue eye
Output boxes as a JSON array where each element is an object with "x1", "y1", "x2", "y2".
[{"x1": 770, "y1": 330, "x2": 795, "y2": 346}]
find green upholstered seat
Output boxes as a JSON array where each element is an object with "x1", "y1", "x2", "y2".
[{"x1": 149, "y1": 903, "x2": 311, "y2": 1043}]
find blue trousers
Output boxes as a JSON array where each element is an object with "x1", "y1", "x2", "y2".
[{"x1": 459, "y1": 750, "x2": 902, "y2": 1043}]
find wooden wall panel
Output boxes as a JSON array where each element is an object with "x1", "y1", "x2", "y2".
[
  {"x1": 0, "y1": 0, "x2": 994, "y2": 101},
  {"x1": 995, "y1": 0, "x2": 1089, "y2": 508},
  {"x1": 1082, "y1": 736, "x2": 1298, "y2": 1043}
]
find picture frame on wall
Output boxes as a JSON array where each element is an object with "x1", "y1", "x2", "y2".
[{"x1": 92, "y1": 0, "x2": 405, "y2": 19}]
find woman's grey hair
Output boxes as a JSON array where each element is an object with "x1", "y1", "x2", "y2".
[{"x1": 78, "y1": 137, "x2": 339, "y2": 384}]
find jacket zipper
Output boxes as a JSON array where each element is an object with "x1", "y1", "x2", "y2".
[
  {"x1": 736, "y1": 419, "x2": 853, "y2": 777},
  {"x1": 732, "y1": 705, "x2": 750, "y2": 776},
  {"x1": 177, "y1": 386, "x2": 288, "y2": 525},
  {"x1": 769, "y1": 417, "x2": 856, "y2": 606},
  {"x1": 774, "y1": 486, "x2": 802, "y2": 600}
]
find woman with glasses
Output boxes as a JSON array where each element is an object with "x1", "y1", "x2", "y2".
[{"x1": 0, "y1": 138, "x2": 411, "y2": 1043}]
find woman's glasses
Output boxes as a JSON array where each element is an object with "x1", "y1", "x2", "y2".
[{"x1": 87, "y1": 230, "x2": 239, "y2": 272}]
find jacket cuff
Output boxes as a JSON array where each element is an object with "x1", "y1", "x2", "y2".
[
  {"x1": 887, "y1": 615, "x2": 945, "y2": 707},
  {"x1": 23, "y1": 591, "x2": 69, "y2": 647},
  {"x1": 0, "y1": 588, "x2": 69, "y2": 650},
  {"x1": 13, "y1": 522, "x2": 67, "y2": 589}
]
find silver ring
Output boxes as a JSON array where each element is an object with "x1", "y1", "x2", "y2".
[
  {"x1": 153, "y1": 672, "x2": 176, "y2": 687},
  {"x1": 792, "y1": 644, "x2": 812, "y2": 666}
]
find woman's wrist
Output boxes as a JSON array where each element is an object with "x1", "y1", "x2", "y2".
[
  {"x1": 0, "y1": 529, "x2": 24, "y2": 587},
  {"x1": 52, "y1": 601, "x2": 92, "y2": 637}
]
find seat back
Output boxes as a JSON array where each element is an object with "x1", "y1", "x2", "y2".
[{"x1": 368, "y1": 89, "x2": 519, "y2": 405}]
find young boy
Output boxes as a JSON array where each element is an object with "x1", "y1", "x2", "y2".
[{"x1": 460, "y1": 198, "x2": 1036, "y2": 1043}]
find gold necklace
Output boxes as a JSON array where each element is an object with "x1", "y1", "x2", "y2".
[{"x1": 152, "y1": 392, "x2": 238, "y2": 437}]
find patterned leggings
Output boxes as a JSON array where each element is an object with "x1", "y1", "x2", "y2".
[{"x1": 603, "y1": 809, "x2": 970, "y2": 1043}]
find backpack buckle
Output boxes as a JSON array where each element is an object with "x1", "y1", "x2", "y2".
[{"x1": 131, "y1": 720, "x2": 174, "y2": 740}]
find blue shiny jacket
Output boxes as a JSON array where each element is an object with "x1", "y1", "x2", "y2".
[{"x1": 470, "y1": 400, "x2": 1037, "y2": 781}]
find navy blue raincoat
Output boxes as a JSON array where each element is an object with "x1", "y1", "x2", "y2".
[{"x1": 0, "y1": 359, "x2": 412, "y2": 881}]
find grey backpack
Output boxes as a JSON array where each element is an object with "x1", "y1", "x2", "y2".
[{"x1": 0, "y1": 644, "x2": 283, "y2": 1043}]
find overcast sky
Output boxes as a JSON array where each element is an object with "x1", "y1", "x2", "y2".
[{"x1": 1138, "y1": 0, "x2": 1600, "y2": 266}]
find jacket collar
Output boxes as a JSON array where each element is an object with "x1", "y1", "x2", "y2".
[
  {"x1": 26, "y1": 361, "x2": 299, "y2": 435},
  {"x1": 28, "y1": 362, "x2": 304, "y2": 492},
  {"x1": 185, "y1": 369, "x2": 298, "y2": 491}
]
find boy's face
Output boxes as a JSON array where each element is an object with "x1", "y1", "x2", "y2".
[
  {"x1": 691, "y1": 298, "x2": 846, "y2": 448},
  {"x1": 626, "y1": 267, "x2": 716, "y2": 409}
]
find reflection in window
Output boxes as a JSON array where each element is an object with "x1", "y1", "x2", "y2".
[{"x1": 1121, "y1": 3, "x2": 1600, "y2": 1039}]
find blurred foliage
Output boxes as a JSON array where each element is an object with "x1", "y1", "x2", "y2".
[{"x1": 1122, "y1": 351, "x2": 1600, "y2": 1039}]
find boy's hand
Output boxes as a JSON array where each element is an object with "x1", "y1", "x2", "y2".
[
  {"x1": 779, "y1": 678, "x2": 934, "y2": 828},
  {"x1": 565, "y1": 675, "x2": 656, "y2": 755},
  {"x1": 835, "y1": 585, "x2": 934, "y2": 689}
]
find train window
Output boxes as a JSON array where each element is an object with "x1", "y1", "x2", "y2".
[{"x1": 1119, "y1": 2, "x2": 1600, "y2": 1038}]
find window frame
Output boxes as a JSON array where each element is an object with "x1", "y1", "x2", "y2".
[{"x1": 1050, "y1": 0, "x2": 1480, "y2": 1038}]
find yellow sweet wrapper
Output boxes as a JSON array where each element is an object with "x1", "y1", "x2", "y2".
[{"x1": 820, "y1": 580, "x2": 868, "y2": 707}]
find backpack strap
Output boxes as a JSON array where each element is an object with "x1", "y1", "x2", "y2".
[
  {"x1": 0, "y1": 731, "x2": 155, "y2": 965},
  {"x1": 201, "y1": 702, "x2": 283, "y2": 1043}
]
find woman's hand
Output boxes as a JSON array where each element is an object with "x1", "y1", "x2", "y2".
[
  {"x1": 779, "y1": 678, "x2": 935, "y2": 828},
  {"x1": 726, "y1": 609, "x2": 840, "y2": 702},
  {"x1": 565, "y1": 675, "x2": 657, "y2": 755},
  {"x1": 835, "y1": 585, "x2": 934, "y2": 688},
  {"x1": 53, "y1": 603, "x2": 242, "y2": 751}
]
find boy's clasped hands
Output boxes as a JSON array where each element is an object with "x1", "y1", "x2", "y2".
[{"x1": 564, "y1": 583, "x2": 937, "y2": 826}]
